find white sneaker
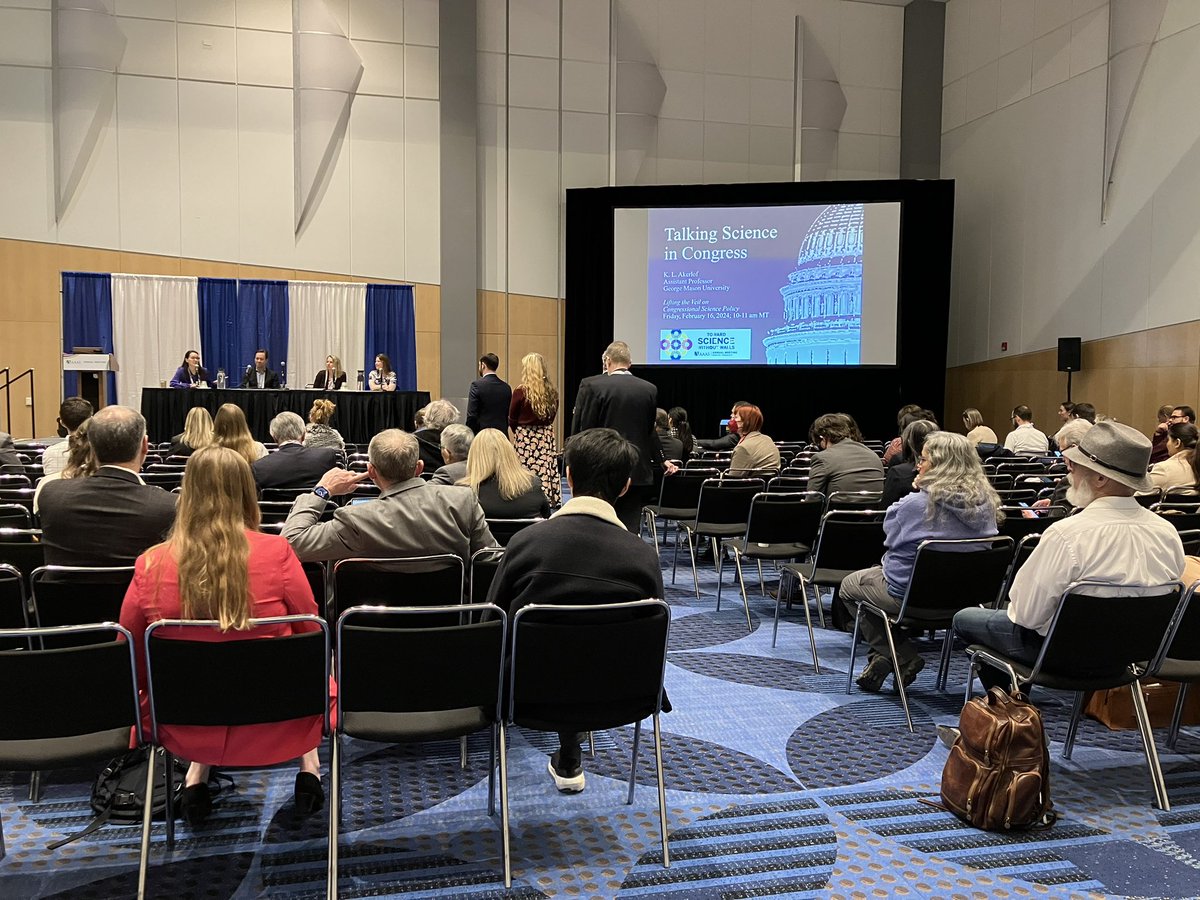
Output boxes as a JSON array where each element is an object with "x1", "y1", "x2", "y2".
[{"x1": 547, "y1": 757, "x2": 586, "y2": 793}]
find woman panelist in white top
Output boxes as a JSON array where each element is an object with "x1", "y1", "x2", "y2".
[{"x1": 367, "y1": 353, "x2": 397, "y2": 392}]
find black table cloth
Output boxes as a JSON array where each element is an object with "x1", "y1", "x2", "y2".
[{"x1": 141, "y1": 388, "x2": 430, "y2": 444}]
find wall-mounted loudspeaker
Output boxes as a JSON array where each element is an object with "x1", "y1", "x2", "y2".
[{"x1": 1057, "y1": 337, "x2": 1082, "y2": 373}]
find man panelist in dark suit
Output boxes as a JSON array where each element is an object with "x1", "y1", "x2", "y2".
[
  {"x1": 572, "y1": 340, "x2": 676, "y2": 531},
  {"x1": 252, "y1": 412, "x2": 341, "y2": 489},
  {"x1": 466, "y1": 353, "x2": 512, "y2": 433},
  {"x1": 241, "y1": 349, "x2": 280, "y2": 389},
  {"x1": 39, "y1": 406, "x2": 177, "y2": 567}
]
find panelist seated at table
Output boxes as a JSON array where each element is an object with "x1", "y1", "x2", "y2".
[
  {"x1": 241, "y1": 349, "x2": 280, "y2": 389},
  {"x1": 368, "y1": 353, "x2": 397, "y2": 392},
  {"x1": 313, "y1": 355, "x2": 347, "y2": 391},
  {"x1": 169, "y1": 349, "x2": 214, "y2": 389}
]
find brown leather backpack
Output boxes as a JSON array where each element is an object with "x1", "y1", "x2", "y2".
[{"x1": 939, "y1": 687, "x2": 1056, "y2": 831}]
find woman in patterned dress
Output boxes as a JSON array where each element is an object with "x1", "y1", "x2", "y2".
[{"x1": 508, "y1": 352, "x2": 560, "y2": 507}]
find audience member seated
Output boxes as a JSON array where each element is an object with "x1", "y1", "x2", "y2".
[
  {"x1": 1149, "y1": 422, "x2": 1199, "y2": 493},
  {"x1": 961, "y1": 407, "x2": 997, "y2": 446},
  {"x1": 1028, "y1": 418, "x2": 1092, "y2": 515},
  {"x1": 119, "y1": 446, "x2": 326, "y2": 827},
  {"x1": 668, "y1": 406, "x2": 695, "y2": 463},
  {"x1": 42, "y1": 396, "x2": 94, "y2": 475},
  {"x1": 806, "y1": 413, "x2": 884, "y2": 499},
  {"x1": 313, "y1": 355, "x2": 346, "y2": 391},
  {"x1": 33, "y1": 418, "x2": 98, "y2": 514},
  {"x1": 282, "y1": 429, "x2": 495, "y2": 563},
  {"x1": 1070, "y1": 402, "x2": 1097, "y2": 424},
  {"x1": 39, "y1": 406, "x2": 177, "y2": 567},
  {"x1": 696, "y1": 401, "x2": 747, "y2": 451},
  {"x1": 881, "y1": 419, "x2": 939, "y2": 508},
  {"x1": 1003, "y1": 405, "x2": 1050, "y2": 456},
  {"x1": 413, "y1": 399, "x2": 460, "y2": 473},
  {"x1": 240, "y1": 349, "x2": 280, "y2": 389},
  {"x1": 1056, "y1": 401, "x2": 1075, "y2": 426},
  {"x1": 460, "y1": 428, "x2": 550, "y2": 519},
  {"x1": 841, "y1": 432, "x2": 1002, "y2": 691},
  {"x1": 213, "y1": 403, "x2": 267, "y2": 464},
  {"x1": 655, "y1": 408, "x2": 683, "y2": 462},
  {"x1": 882, "y1": 404, "x2": 922, "y2": 466},
  {"x1": 304, "y1": 399, "x2": 345, "y2": 452},
  {"x1": 953, "y1": 422, "x2": 1184, "y2": 691},
  {"x1": 252, "y1": 412, "x2": 341, "y2": 490},
  {"x1": 486, "y1": 427, "x2": 664, "y2": 793},
  {"x1": 0, "y1": 430, "x2": 20, "y2": 470},
  {"x1": 367, "y1": 353, "x2": 397, "y2": 392},
  {"x1": 430, "y1": 423, "x2": 473, "y2": 484},
  {"x1": 169, "y1": 349, "x2": 214, "y2": 389},
  {"x1": 1149, "y1": 404, "x2": 1176, "y2": 464},
  {"x1": 727, "y1": 404, "x2": 781, "y2": 476},
  {"x1": 168, "y1": 406, "x2": 214, "y2": 459}
]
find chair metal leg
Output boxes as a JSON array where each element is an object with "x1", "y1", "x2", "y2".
[
  {"x1": 733, "y1": 551, "x2": 751, "y2": 634},
  {"x1": 588, "y1": 731, "x2": 596, "y2": 756},
  {"x1": 487, "y1": 725, "x2": 497, "y2": 816},
  {"x1": 963, "y1": 658, "x2": 976, "y2": 704},
  {"x1": 28, "y1": 771, "x2": 41, "y2": 803},
  {"x1": 0, "y1": 808, "x2": 6, "y2": 861},
  {"x1": 756, "y1": 559, "x2": 766, "y2": 598},
  {"x1": 460, "y1": 735, "x2": 468, "y2": 769},
  {"x1": 1167, "y1": 683, "x2": 1189, "y2": 751},
  {"x1": 1062, "y1": 691, "x2": 1085, "y2": 760},
  {"x1": 163, "y1": 751, "x2": 175, "y2": 849},
  {"x1": 646, "y1": 510, "x2": 659, "y2": 560},
  {"x1": 846, "y1": 604, "x2": 864, "y2": 694},
  {"x1": 771, "y1": 568, "x2": 787, "y2": 648},
  {"x1": 813, "y1": 581, "x2": 826, "y2": 629},
  {"x1": 327, "y1": 734, "x2": 340, "y2": 899},
  {"x1": 498, "y1": 721, "x2": 512, "y2": 889},
  {"x1": 937, "y1": 629, "x2": 954, "y2": 692},
  {"x1": 671, "y1": 522, "x2": 682, "y2": 584},
  {"x1": 627, "y1": 719, "x2": 642, "y2": 805},
  {"x1": 799, "y1": 576, "x2": 820, "y2": 673},
  {"x1": 879, "y1": 613, "x2": 914, "y2": 733},
  {"x1": 713, "y1": 538, "x2": 724, "y2": 609},
  {"x1": 686, "y1": 530, "x2": 700, "y2": 602},
  {"x1": 137, "y1": 747, "x2": 156, "y2": 900},
  {"x1": 1130, "y1": 682, "x2": 1171, "y2": 811},
  {"x1": 652, "y1": 713, "x2": 670, "y2": 869}
]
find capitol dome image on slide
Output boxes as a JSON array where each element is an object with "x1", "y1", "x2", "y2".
[{"x1": 763, "y1": 203, "x2": 864, "y2": 365}]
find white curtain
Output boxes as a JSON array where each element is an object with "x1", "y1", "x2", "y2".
[
  {"x1": 110, "y1": 274, "x2": 201, "y2": 410},
  {"x1": 286, "y1": 281, "x2": 367, "y2": 388}
]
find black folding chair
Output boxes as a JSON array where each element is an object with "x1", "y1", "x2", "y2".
[
  {"x1": 508, "y1": 600, "x2": 672, "y2": 872},
  {"x1": 681, "y1": 478, "x2": 765, "y2": 605},
  {"x1": 0, "y1": 503, "x2": 31, "y2": 529},
  {"x1": 686, "y1": 457, "x2": 729, "y2": 473},
  {"x1": 30, "y1": 565, "x2": 135, "y2": 647},
  {"x1": 331, "y1": 604, "x2": 509, "y2": 891},
  {"x1": 1177, "y1": 529, "x2": 1200, "y2": 556},
  {"x1": 1135, "y1": 489, "x2": 1163, "y2": 508},
  {"x1": 259, "y1": 499, "x2": 333, "y2": 525},
  {"x1": 140, "y1": 472, "x2": 183, "y2": 490},
  {"x1": 997, "y1": 506, "x2": 1061, "y2": 542},
  {"x1": 0, "y1": 488, "x2": 35, "y2": 514},
  {"x1": 963, "y1": 581, "x2": 1183, "y2": 810},
  {"x1": 825, "y1": 490, "x2": 883, "y2": 512},
  {"x1": 643, "y1": 468, "x2": 718, "y2": 562},
  {"x1": 1149, "y1": 580, "x2": 1200, "y2": 750},
  {"x1": 0, "y1": 564, "x2": 31, "y2": 650},
  {"x1": 994, "y1": 488, "x2": 1038, "y2": 506},
  {"x1": 767, "y1": 475, "x2": 810, "y2": 493},
  {"x1": 0, "y1": 474, "x2": 31, "y2": 490},
  {"x1": 0, "y1": 624, "x2": 141, "y2": 874},
  {"x1": 331, "y1": 555, "x2": 465, "y2": 624},
  {"x1": 260, "y1": 487, "x2": 313, "y2": 503},
  {"x1": 846, "y1": 536, "x2": 1015, "y2": 731},
  {"x1": 470, "y1": 547, "x2": 505, "y2": 606},
  {"x1": 997, "y1": 533, "x2": 1042, "y2": 606},
  {"x1": 140, "y1": 616, "x2": 330, "y2": 892},
  {"x1": 486, "y1": 518, "x2": 543, "y2": 547},
  {"x1": 1153, "y1": 501, "x2": 1200, "y2": 533},
  {"x1": 995, "y1": 460, "x2": 1046, "y2": 476},
  {"x1": 720, "y1": 492, "x2": 824, "y2": 630}
]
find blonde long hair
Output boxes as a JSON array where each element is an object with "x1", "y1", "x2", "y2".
[
  {"x1": 212, "y1": 403, "x2": 259, "y2": 465},
  {"x1": 181, "y1": 407, "x2": 214, "y2": 451},
  {"x1": 154, "y1": 446, "x2": 261, "y2": 631},
  {"x1": 519, "y1": 352, "x2": 558, "y2": 420},
  {"x1": 62, "y1": 418, "x2": 98, "y2": 479},
  {"x1": 459, "y1": 428, "x2": 534, "y2": 500},
  {"x1": 309, "y1": 398, "x2": 336, "y2": 425}
]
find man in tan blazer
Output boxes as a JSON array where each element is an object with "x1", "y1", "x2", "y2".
[{"x1": 282, "y1": 429, "x2": 496, "y2": 563}]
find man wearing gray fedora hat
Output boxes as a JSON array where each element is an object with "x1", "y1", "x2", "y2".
[{"x1": 953, "y1": 420, "x2": 1185, "y2": 692}]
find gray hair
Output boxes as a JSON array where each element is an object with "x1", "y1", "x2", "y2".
[
  {"x1": 269, "y1": 411, "x2": 306, "y2": 443},
  {"x1": 604, "y1": 340, "x2": 632, "y2": 366},
  {"x1": 440, "y1": 423, "x2": 474, "y2": 461},
  {"x1": 918, "y1": 431, "x2": 1002, "y2": 526},
  {"x1": 368, "y1": 429, "x2": 419, "y2": 482},
  {"x1": 423, "y1": 399, "x2": 460, "y2": 430},
  {"x1": 88, "y1": 405, "x2": 146, "y2": 465},
  {"x1": 1055, "y1": 418, "x2": 1092, "y2": 450}
]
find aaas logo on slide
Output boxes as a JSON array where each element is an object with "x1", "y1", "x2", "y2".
[{"x1": 659, "y1": 328, "x2": 694, "y2": 361}]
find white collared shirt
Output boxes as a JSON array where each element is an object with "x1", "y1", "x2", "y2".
[
  {"x1": 1004, "y1": 422, "x2": 1049, "y2": 455},
  {"x1": 100, "y1": 463, "x2": 147, "y2": 485}
]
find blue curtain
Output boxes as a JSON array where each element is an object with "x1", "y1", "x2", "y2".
[
  {"x1": 236, "y1": 280, "x2": 290, "y2": 384},
  {"x1": 197, "y1": 278, "x2": 239, "y2": 382},
  {"x1": 364, "y1": 284, "x2": 417, "y2": 391},
  {"x1": 61, "y1": 272, "x2": 116, "y2": 400}
]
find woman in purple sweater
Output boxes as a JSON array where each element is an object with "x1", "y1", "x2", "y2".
[{"x1": 839, "y1": 431, "x2": 1002, "y2": 692}]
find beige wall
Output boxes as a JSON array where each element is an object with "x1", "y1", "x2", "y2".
[
  {"x1": 945, "y1": 320, "x2": 1200, "y2": 439},
  {"x1": 0, "y1": 237, "x2": 443, "y2": 439}
]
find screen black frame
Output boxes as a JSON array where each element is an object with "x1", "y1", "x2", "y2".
[{"x1": 564, "y1": 179, "x2": 954, "y2": 443}]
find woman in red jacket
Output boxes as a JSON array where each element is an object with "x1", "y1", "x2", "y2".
[{"x1": 119, "y1": 446, "x2": 325, "y2": 827}]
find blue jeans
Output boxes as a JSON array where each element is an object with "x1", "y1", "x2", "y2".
[{"x1": 953, "y1": 606, "x2": 1045, "y2": 692}]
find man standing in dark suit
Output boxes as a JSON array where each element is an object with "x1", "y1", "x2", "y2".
[
  {"x1": 466, "y1": 353, "x2": 512, "y2": 433},
  {"x1": 38, "y1": 406, "x2": 177, "y2": 567},
  {"x1": 240, "y1": 349, "x2": 280, "y2": 389},
  {"x1": 572, "y1": 340, "x2": 676, "y2": 530},
  {"x1": 252, "y1": 412, "x2": 341, "y2": 489}
]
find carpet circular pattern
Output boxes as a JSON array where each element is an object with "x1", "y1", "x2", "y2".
[
  {"x1": 668, "y1": 650, "x2": 831, "y2": 692},
  {"x1": 666, "y1": 609, "x2": 762, "y2": 651},
  {"x1": 44, "y1": 851, "x2": 254, "y2": 899}
]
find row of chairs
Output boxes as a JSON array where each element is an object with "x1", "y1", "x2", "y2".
[{"x1": 0, "y1": 599, "x2": 673, "y2": 897}]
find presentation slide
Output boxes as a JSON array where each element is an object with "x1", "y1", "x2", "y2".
[{"x1": 613, "y1": 202, "x2": 901, "y2": 366}]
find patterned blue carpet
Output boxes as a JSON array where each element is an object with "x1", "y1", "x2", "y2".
[{"x1": 2, "y1": 519, "x2": 1200, "y2": 898}]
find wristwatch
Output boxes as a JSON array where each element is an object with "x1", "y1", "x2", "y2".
[{"x1": 313, "y1": 486, "x2": 332, "y2": 501}]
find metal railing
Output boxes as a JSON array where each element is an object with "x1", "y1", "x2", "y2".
[{"x1": 0, "y1": 367, "x2": 36, "y2": 437}]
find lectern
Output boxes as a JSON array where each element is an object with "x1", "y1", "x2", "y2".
[{"x1": 63, "y1": 352, "x2": 119, "y2": 409}]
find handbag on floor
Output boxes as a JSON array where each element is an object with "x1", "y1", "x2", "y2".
[{"x1": 939, "y1": 687, "x2": 1056, "y2": 831}]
